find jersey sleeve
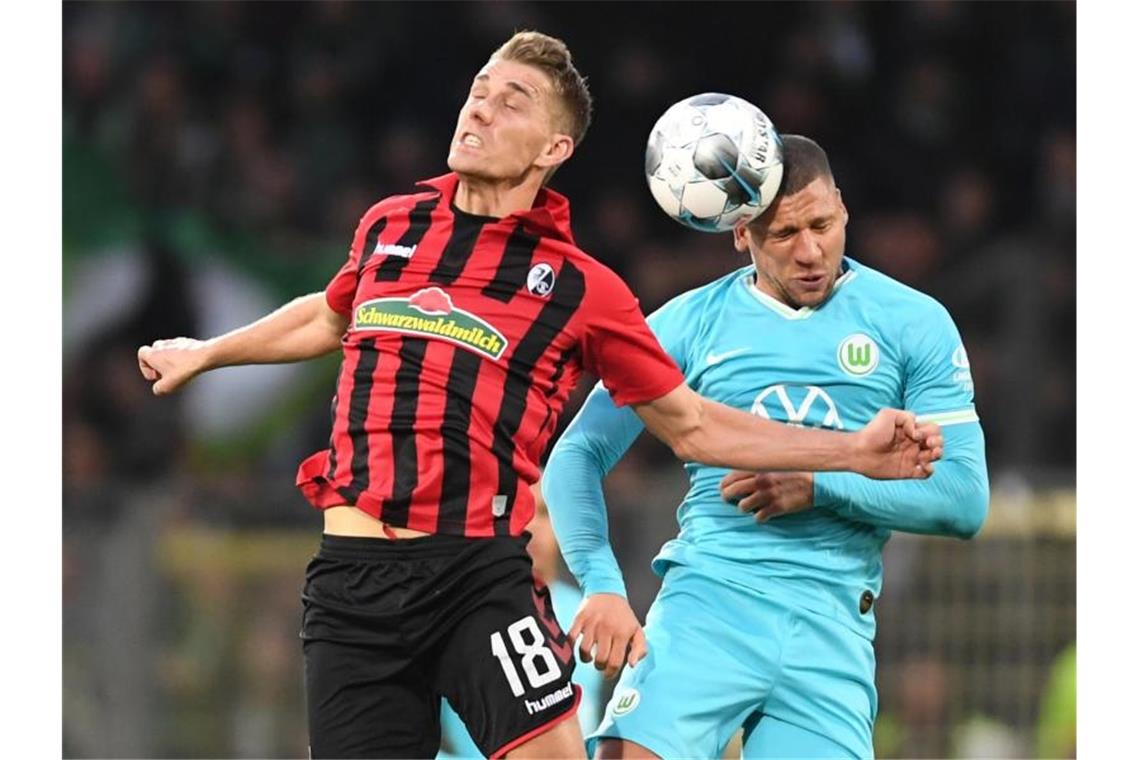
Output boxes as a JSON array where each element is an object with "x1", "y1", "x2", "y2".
[
  {"x1": 543, "y1": 382, "x2": 648, "y2": 597},
  {"x1": 544, "y1": 291, "x2": 700, "y2": 598},
  {"x1": 578, "y1": 265, "x2": 686, "y2": 407},
  {"x1": 644, "y1": 290, "x2": 700, "y2": 376},
  {"x1": 903, "y1": 302, "x2": 980, "y2": 427},
  {"x1": 813, "y1": 300, "x2": 990, "y2": 538},
  {"x1": 325, "y1": 201, "x2": 389, "y2": 318}
]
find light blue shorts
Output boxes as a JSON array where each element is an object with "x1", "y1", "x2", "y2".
[{"x1": 588, "y1": 564, "x2": 877, "y2": 759}]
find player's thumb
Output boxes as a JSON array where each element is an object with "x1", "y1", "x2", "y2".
[
  {"x1": 628, "y1": 627, "x2": 648, "y2": 666},
  {"x1": 897, "y1": 410, "x2": 917, "y2": 439},
  {"x1": 152, "y1": 373, "x2": 182, "y2": 396},
  {"x1": 568, "y1": 613, "x2": 585, "y2": 644}
]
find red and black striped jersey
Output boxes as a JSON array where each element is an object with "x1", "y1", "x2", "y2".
[{"x1": 296, "y1": 173, "x2": 684, "y2": 537}]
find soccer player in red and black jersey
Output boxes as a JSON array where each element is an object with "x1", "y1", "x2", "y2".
[{"x1": 138, "y1": 31, "x2": 941, "y2": 759}]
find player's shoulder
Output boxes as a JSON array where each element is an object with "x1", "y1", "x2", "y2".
[
  {"x1": 556, "y1": 244, "x2": 616, "y2": 276},
  {"x1": 846, "y1": 258, "x2": 954, "y2": 322},
  {"x1": 555, "y1": 248, "x2": 638, "y2": 307},
  {"x1": 358, "y1": 183, "x2": 444, "y2": 224},
  {"x1": 652, "y1": 266, "x2": 748, "y2": 321}
]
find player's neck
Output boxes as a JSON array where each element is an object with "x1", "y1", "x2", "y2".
[
  {"x1": 454, "y1": 173, "x2": 542, "y2": 219},
  {"x1": 752, "y1": 271, "x2": 802, "y2": 309}
]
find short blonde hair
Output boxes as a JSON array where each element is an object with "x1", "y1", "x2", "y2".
[{"x1": 490, "y1": 30, "x2": 593, "y2": 146}]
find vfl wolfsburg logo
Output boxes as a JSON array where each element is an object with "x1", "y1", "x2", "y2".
[
  {"x1": 354, "y1": 287, "x2": 508, "y2": 360},
  {"x1": 837, "y1": 333, "x2": 879, "y2": 377},
  {"x1": 612, "y1": 688, "x2": 641, "y2": 717}
]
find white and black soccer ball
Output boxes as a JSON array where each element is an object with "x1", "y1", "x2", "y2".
[{"x1": 645, "y1": 93, "x2": 784, "y2": 233}]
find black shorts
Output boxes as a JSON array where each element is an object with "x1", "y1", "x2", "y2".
[{"x1": 301, "y1": 533, "x2": 580, "y2": 759}]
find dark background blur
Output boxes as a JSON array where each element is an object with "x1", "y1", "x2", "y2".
[{"x1": 62, "y1": 2, "x2": 1075, "y2": 758}]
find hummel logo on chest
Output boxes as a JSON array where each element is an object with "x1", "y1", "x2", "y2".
[
  {"x1": 707, "y1": 348, "x2": 748, "y2": 365},
  {"x1": 374, "y1": 243, "x2": 417, "y2": 259}
]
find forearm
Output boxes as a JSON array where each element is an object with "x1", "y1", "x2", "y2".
[
  {"x1": 542, "y1": 385, "x2": 645, "y2": 598},
  {"x1": 651, "y1": 393, "x2": 861, "y2": 472},
  {"x1": 542, "y1": 441, "x2": 628, "y2": 597},
  {"x1": 815, "y1": 424, "x2": 989, "y2": 538},
  {"x1": 203, "y1": 293, "x2": 346, "y2": 369}
]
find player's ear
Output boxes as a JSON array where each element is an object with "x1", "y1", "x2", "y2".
[
  {"x1": 536, "y1": 132, "x2": 574, "y2": 170},
  {"x1": 835, "y1": 186, "x2": 849, "y2": 226},
  {"x1": 732, "y1": 223, "x2": 752, "y2": 253}
]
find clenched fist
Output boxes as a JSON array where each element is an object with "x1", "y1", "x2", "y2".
[
  {"x1": 137, "y1": 337, "x2": 211, "y2": 396},
  {"x1": 854, "y1": 409, "x2": 943, "y2": 479}
]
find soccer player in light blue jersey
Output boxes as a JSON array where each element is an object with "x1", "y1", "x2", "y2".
[{"x1": 542, "y1": 135, "x2": 989, "y2": 759}]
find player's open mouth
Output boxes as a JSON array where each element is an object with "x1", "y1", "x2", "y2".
[
  {"x1": 798, "y1": 274, "x2": 826, "y2": 288},
  {"x1": 458, "y1": 133, "x2": 483, "y2": 149}
]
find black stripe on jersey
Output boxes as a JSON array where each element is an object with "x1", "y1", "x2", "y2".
[
  {"x1": 482, "y1": 224, "x2": 540, "y2": 303},
  {"x1": 337, "y1": 339, "x2": 380, "y2": 505},
  {"x1": 375, "y1": 195, "x2": 441, "y2": 282},
  {"x1": 437, "y1": 348, "x2": 483, "y2": 528},
  {"x1": 545, "y1": 345, "x2": 578, "y2": 397},
  {"x1": 536, "y1": 345, "x2": 579, "y2": 444},
  {"x1": 356, "y1": 216, "x2": 389, "y2": 273},
  {"x1": 325, "y1": 364, "x2": 346, "y2": 481},
  {"x1": 429, "y1": 213, "x2": 490, "y2": 285},
  {"x1": 382, "y1": 338, "x2": 429, "y2": 527},
  {"x1": 490, "y1": 262, "x2": 586, "y2": 535}
]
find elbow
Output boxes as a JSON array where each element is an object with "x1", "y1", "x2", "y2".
[
  {"x1": 952, "y1": 482, "x2": 990, "y2": 540},
  {"x1": 661, "y1": 398, "x2": 711, "y2": 464},
  {"x1": 668, "y1": 430, "x2": 698, "y2": 463},
  {"x1": 668, "y1": 426, "x2": 716, "y2": 465}
]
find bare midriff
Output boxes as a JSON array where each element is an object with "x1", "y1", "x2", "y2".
[{"x1": 323, "y1": 505, "x2": 431, "y2": 539}]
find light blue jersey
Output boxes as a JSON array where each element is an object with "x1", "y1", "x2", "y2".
[
  {"x1": 652, "y1": 258, "x2": 981, "y2": 635},
  {"x1": 542, "y1": 257, "x2": 989, "y2": 758},
  {"x1": 548, "y1": 257, "x2": 985, "y2": 637}
]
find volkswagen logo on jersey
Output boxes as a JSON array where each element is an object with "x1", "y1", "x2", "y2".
[
  {"x1": 751, "y1": 385, "x2": 844, "y2": 430},
  {"x1": 837, "y1": 333, "x2": 880, "y2": 377},
  {"x1": 526, "y1": 263, "x2": 556, "y2": 296}
]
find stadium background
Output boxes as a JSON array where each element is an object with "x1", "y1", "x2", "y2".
[{"x1": 62, "y1": 2, "x2": 1075, "y2": 758}]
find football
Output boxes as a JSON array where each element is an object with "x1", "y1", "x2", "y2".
[{"x1": 645, "y1": 93, "x2": 784, "y2": 232}]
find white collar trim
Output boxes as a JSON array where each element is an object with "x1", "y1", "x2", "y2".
[{"x1": 740, "y1": 268, "x2": 857, "y2": 320}]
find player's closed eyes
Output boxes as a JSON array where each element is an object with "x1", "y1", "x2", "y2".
[{"x1": 468, "y1": 93, "x2": 523, "y2": 113}]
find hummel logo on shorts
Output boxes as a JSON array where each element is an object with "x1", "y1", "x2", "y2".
[{"x1": 524, "y1": 683, "x2": 574, "y2": 715}]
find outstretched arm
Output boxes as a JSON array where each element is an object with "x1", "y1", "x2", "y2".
[
  {"x1": 138, "y1": 292, "x2": 348, "y2": 395},
  {"x1": 543, "y1": 383, "x2": 649, "y2": 678},
  {"x1": 723, "y1": 420, "x2": 987, "y2": 538},
  {"x1": 544, "y1": 384, "x2": 645, "y2": 597},
  {"x1": 722, "y1": 304, "x2": 988, "y2": 538},
  {"x1": 814, "y1": 420, "x2": 987, "y2": 537},
  {"x1": 577, "y1": 265, "x2": 939, "y2": 484},
  {"x1": 634, "y1": 382, "x2": 941, "y2": 480}
]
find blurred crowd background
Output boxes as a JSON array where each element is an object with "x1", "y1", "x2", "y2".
[{"x1": 62, "y1": 2, "x2": 1075, "y2": 758}]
